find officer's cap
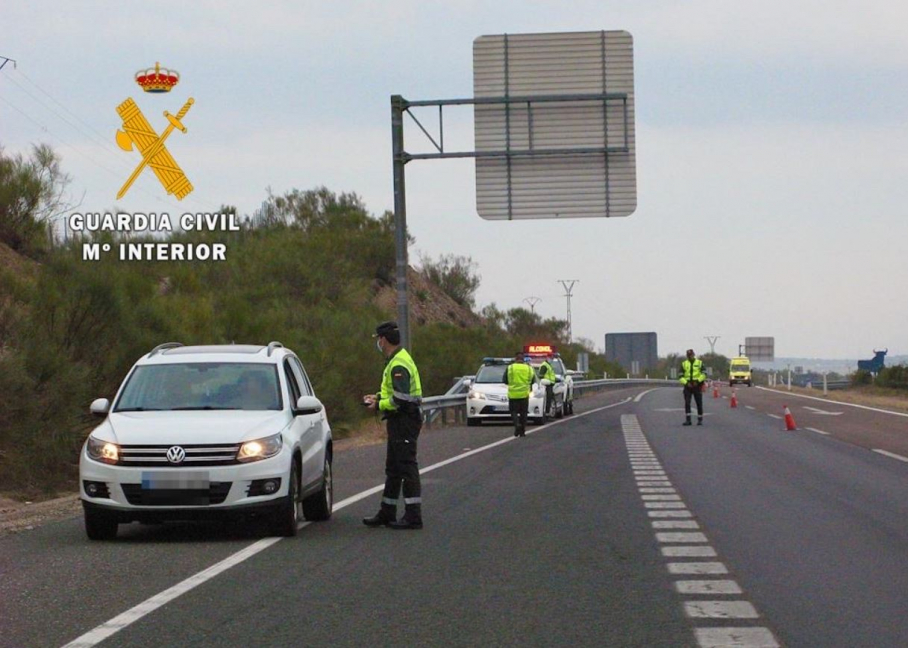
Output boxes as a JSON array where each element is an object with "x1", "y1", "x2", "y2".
[{"x1": 373, "y1": 321, "x2": 399, "y2": 338}]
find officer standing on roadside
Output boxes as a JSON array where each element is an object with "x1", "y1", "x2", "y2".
[
  {"x1": 679, "y1": 348, "x2": 707, "y2": 426},
  {"x1": 505, "y1": 351, "x2": 536, "y2": 437},
  {"x1": 362, "y1": 321, "x2": 424, "y2": 530},
  {"x1": 538, "y1": 356, "x2": 557, "y2": 416}
]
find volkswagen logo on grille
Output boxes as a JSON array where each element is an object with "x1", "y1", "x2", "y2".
[{"x1": 166, "y1": 446, "x2": 186, "y2": 464}]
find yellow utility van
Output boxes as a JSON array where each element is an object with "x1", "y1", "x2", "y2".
[{"x1": 729, "y1": 356, "x2": 753, "y2": 387}]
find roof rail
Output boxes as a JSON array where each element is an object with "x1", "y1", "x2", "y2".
[
  {"x1": 148, "y1": 342, "x2": 184, "y2": 357},
  {"x1": 266, "y1": 341, "x2": 284, "y2": 357}
]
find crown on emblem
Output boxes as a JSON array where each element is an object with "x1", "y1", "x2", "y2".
[{"x1": 134, "y1": 62, "x2": 180, "y2": 93}]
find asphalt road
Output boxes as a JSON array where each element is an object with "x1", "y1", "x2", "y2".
[{"x1": 2, "y1": 384, "x2": 907, "y2": 647}]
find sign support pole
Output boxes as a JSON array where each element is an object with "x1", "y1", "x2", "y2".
[{"x1": 391, "y1": 95, "x2": 411, "y2": 350}]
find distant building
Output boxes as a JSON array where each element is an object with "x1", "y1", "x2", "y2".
[{"x1": 605, "y1": 332, "x2": 658, "y2": 373}]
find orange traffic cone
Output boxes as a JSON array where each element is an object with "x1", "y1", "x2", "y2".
[
  {"x1": 712, "y1": 383, "x2": 719, "y2": 398},
  {"x1": 783, "y1": 405, "x2": 797, "y2": 430},
  {"x1": 730, "y1": 389, "x2": 738, "y2": 408}
]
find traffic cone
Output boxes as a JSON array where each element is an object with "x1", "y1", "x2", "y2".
[
  {"x1": 712, "y1": 383, "x2": 719, "y2": 398},
  {"x1": 783, "y1": 405, "x2": 797, "y2": 430},
  {"x1": 730, "y1": 389, "x2": 738, "y2": 409}
]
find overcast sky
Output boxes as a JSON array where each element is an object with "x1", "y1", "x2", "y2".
[{"x1": 2, "y1": 1, "x2": 906, "y2": 360}]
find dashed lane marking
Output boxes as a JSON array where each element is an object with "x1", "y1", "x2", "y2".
[
  {"x1": 805, "y1": 427, "x2": 830, "y2": 436},
  {"x1": 621, "y1": 414, "x2": 779, "y2": 648},
  {"x1": 767, "y1": 414, "x2": 783, "y2": 420}
]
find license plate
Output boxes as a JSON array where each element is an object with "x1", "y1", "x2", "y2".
[{"x1": 141, "y1": 471, "x2": 210, "y2": 490}]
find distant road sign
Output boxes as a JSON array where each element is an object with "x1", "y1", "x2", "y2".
[
  {"x1": 473, "y1": 31, "x2": 637, "y2": 220},
  {"x1": 745, "y1": 337, "x2": 775, "y2": 361},
  {"x1": 606, "y1": 332, "x2": 657, "y2": 372}
]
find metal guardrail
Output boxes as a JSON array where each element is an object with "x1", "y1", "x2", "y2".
[{"x1": 421, "y1": 378, "x2": 676, "y2": 428}]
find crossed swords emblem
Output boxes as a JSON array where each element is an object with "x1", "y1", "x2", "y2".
[{"x1": 115, "y1": 97, "x2": 194, "y2": 200}]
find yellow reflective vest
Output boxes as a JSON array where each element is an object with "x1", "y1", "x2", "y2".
[
  {"x1": 379, "y1": 348, "x2": 422, "y2": 413},
  {"x1": 679, "y1": 358, "x2": 706, "y2": 385},
  {"x1": 506, "y1": 362, "x2": 536, "y2": 399}
]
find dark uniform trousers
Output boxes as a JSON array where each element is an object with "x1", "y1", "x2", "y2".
[
  {"x1": 509, "y1": 397, "x2": 529, "y2": 435},
  {"x1": 683, "y1": 383, "x2": 704, "y2": 419},
  {"x1": 381, "y1": 410, "x2": 422, "y2": 517}
]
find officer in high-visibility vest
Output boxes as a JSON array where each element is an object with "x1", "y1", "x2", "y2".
[
  {"x1": 362, "y1": 321, "x2": 424, "y2": 530},
  {"x1": 538, "y1": 357, "x2": 557, "y2": 416},
  {"x1": 505, "y1": 351, "x2": 536, "y2": 437},
  {"x1": 679, "y1": 348, "x2": 706, "y2": 426}
]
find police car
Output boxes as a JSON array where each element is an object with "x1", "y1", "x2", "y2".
[
  {"x1": 465, "y1": 358, "x2": 547, "y2": 426},
  {"x1": 79, "y1": 342, "x2": 333, "y2": 540},
  {"x1": 524, "y1": 344, "x2": 575, "y2": 417}
]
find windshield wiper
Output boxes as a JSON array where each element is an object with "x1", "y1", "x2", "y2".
[{"x1": 170, "y1": 406, "x2": 239, "y2": 410}]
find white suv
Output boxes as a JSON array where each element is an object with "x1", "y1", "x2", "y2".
[
  {"x1": 79, "y1": 342, "x2": 333, "y2": 540},
  {"x1": 527, "y1": 355, "x2": 575, "y2": 417}
]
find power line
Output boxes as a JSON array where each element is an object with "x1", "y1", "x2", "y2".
[
  {"x1": 523, "y1": 296, "x2": 541, "y2": 313},
  {"x1": 704, "y1": 335, "x2": 720, "y2": 354}
]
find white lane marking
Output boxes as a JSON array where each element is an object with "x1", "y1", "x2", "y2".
[
  {"x1": 685, "y1": 601, "x2": 759, "y2": 619},
  {"x1": 662, "y1": 546, "x2": 718, "y2": 558},
  {"x1": 645, "y1": 502, "x2": 688, "y2": 509},
  {"x1": 649, "y1": 510, "x2": 694, "y2": 518},
  {"x1": 642, "y1": 494, "x2": 682, "y2": 501},
  {"x1": 634, "y1": 387, "x2": 663, "y2": 402},
  {"x1": 675, "y1": 580, "x2": 742, "y2": 595},
  {"x1": 805, "y1": 427, "x2": 831, "y2": 436},
  {"x1": 756, "y1": 385, "x2": 908, "y2": 419},
  {"x1": 653, "y1": 521, "x2": 699, "y2": 529},
  {"x1": 639, "y1": 488, "x2": 677, "y2": 494},
  {"x1": 767, "y1": 414, "x2": 783, "y2": 420},
  {"x1": 745, "y1": 405, "x2": 755, "y2": 410},
  {"x1": 60, "y1": 535, "x2": 288, "y2": 647},
  {"x1": 695, "y1": 627, "x2": 779, "y2": 647},
  {"x1": 62, "y1": 395, "x2": 636, "y2": 648},
  {"x1": 667, "y1": 562, "x2": 728, "y2": 575},
  {"x1": 872, "y1": 449, "x2": 908, "y2": 464},
  {"x1": 803, "y1": 406, "x2": 843, "y2": 416},
  {"x1": 656, "y1": 531, "x2": 707, "y2": 543}
]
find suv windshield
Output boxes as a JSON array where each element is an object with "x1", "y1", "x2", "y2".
[
  {"x1": 531, "y1": 358, "x2": 565, "y2": 376},
  {"x1": 475, "y1": 365, "x2": 508, "y2": 383},
  {"x1": 115, "y1": 363, "x2": 282, "y2": 412},
  {"x1": 731, "y1": 364, "x2": 750, "y2": 372}
]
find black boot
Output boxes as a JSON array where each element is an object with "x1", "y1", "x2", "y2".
[
  {"x1": 389, "y1": 504, "x2": 423, "y2": 530},
  {"x1": 363, "y1": 505, "x2": 396, "y2": 527},
  {"x1": 697, "y1": 417, "x2": 704, "y2": 426},
  {"x1": 683, "y1": 417, "x2": 692, "y2": 426}
]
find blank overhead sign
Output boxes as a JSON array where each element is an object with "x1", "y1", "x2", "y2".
[
  {"x1": 745, "y1": 337, "x2": 775, "y2": 362},
  {"x1": 473, "y1": 31, "x2": 636, "y2": 220}
]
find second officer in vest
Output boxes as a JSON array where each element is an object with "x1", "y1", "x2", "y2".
[
  {"x1": 362, "y1": 321, "x2": 424, "y2": 530},
  {"x1": 679, "y1": 348, "x2": 707, "y2": 426}
]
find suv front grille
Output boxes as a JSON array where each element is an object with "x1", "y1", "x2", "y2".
[
  {"x1": 118, "y1": 443, "x2": 241, "y2": 467},
  {"x1": 121, "y1": 482, "x2": 232, "y2": 506}
]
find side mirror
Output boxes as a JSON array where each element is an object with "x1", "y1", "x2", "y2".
[
  {"x1": 90, "y1": 398, "x2": 110, "y2": 417},
  {"x1": 462, "y1": 378, "x2": 473, "y2": 387},
  {"x1": 295, "y1": 395, "x2": 323, "y2": 415},
  {"x1": 555, "y1": 376, "x2": 564, "y2": 383}
]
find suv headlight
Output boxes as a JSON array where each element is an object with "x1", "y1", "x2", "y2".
[
  {"x1": 237, "y1": 433, "x2": 283, "y2": 463},
  {"x1": 86, "y1": 436, "x2": 120, "y2": 465},
  {"x1": 469, "y1": 391, "x2": 487, "y2": 400}
]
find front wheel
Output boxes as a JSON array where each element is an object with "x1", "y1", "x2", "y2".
[
  {"x1": 565, "y1": 400, "x2": 574, "y2": 415},
  {"x1": 303, "y1": 455, "x2": 333, "y2": 521},
  {"x1": 84, "y1": 505, "x2": 118, "y2": 541},
  {"x1": 272, "y1": 461, "x2": 301, "y2": 537},
  {"x1": 555, "y1": 399, "x2": 564, "y2": 419}
]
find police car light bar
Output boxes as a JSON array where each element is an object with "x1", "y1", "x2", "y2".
[{"x1": 524, "y1": 344, "x2": 555, "y2": 355}]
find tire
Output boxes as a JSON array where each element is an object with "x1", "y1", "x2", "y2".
[
  {"x1": 555, "y1": 398, "x2": 564, "y2": 419},
  {"x1": 272, "y1": 461, "x2": 301, "y2": 537},
  {"x1": 303, "y1": 455, "x2": 333, "y2": 521},
  {"x1": 467, "y1": 417, "x2": 481, "y2": 427},
  {"x1": 747, "y1": 381, "x2": 753, "y2": 387},
  {"x1": 84, "y1": 506, "x2": 118, "y2": 541},
  {"x1": 566, "y1": 400, "x2": 574, "y2": 415}
]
